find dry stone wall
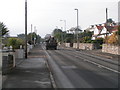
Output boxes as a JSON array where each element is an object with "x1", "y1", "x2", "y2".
[
  {"x1": 102, "y1": 44, "x2": 120, "y2": 55},
  {"x1": 65, "y1": 43, "x2": 94, "y2": 50},
  {"x1": 78, "y1": 43, "x2": 94, "y2": 50}
]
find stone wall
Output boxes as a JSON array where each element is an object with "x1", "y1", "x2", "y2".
[
  {"x1": 102, "y1": 44, "x2": 120, "y2": 55},
  {"x1": 78, "y1": 43, "x2": 94, "y2": 50},
  {"x1": 66, "y1": 43, "x2": 94, "y2": 50},
  {"x1": 64, "y1": 43, "x2": 100, "y2": 50},
  {"x1": 15, "y1": 49, "x2": 24, "y2": 59},
  {"x1": 73, "y1": 43, "x2": 77, "y2": 48},
  {"x1": 64, "y1": 43, "x2": 71, "y2": 47}
]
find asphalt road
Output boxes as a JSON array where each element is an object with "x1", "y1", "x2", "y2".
[{"x1": 42, "y1": 45, "x2": 119, "y2": 88}]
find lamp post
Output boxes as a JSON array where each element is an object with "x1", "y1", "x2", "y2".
[
  {"x1": 61, "y1": 27, "x2": 63, "y2": 44},
  {"x1": 60, "y1": 20, "x2": 66, "y2": 32},
  {"x1": 25, "y1": 0, "x2": 27, "y2": 59},
  {"x1": 60, "y1": 20, "x2": 66, "y2": 43},
  {"x1": 74, "y1": 8, "x2": 79, "y2": 49}
]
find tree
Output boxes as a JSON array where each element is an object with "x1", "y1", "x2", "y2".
[
  {"x1": 0, "y1": 22, "x2": 9, "y2": 36},
  {"x1": 52, "y1": 28, "x2": 64, "y2": 42},
  {"x1": 106, "y1": 32, "x2": 118, "y2": 45},
  {"x1": 17, "y1": 34, "x2": 25, "y2": 40},
  {"x1": 52, "y1": 28, "x2": 62, "y2": 36},
  {"x1": 118, "y1": 26, "x2": 120, "y2": 45},
  {"x1": 65, "y1": 34, "x2": 74, "y2": 43},
  {"x1": 92, "y1": 38, "x2": 104, "y2": 44},
  {"x1": 27, "y1": 32, "x2": 41, "y2": 45},
  {"x1": 106, "y1": 18, "x2": 115, "y2": 24},
  {"x1": 79, "y1": 31, "x2": 93, "y2": 43}
]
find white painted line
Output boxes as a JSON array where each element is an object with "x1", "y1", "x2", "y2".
[
  {"x1": 85, "y1": 59, "x2": 120, "y2": 74},
  {"x1": 98, "y1": 65, "x2": 102, "y2": 68},
  {"x1": 76, "y1": 51, "x2": 118, "y2": 65},
  {"x1": 74, "y1": 50, "x2": 120, "y2": 73}
]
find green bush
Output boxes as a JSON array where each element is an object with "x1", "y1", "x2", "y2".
[
  {"x1": 118, "y1": 26, "x2": 120, "y2": 35},
  {"x1": 7, "y1": 38, "x2": 24, "y2": 50},
  {"x1": 86, "y1": 40, "x2": 92, "y2": 43},
  {"x1": 92, "y1": 38, "x2": 104, "y2": 44},
  {"x1": 82, "y1": 36, "x2": 91, "y2": 43}
]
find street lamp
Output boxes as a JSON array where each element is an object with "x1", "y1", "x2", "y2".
[
  {"x1": 74, "y1": 8, "x2": 79, "y2": 49},
  {"x1": 60, "y1": 20, "x2": 66, "y2": 43},
  {"x1": 61, "y1": 27, "x2": 64, "y2": 44},
  {"x1": 25, "y1": 0, "x2": 27, "y2": 59},
  {"x1": 60, "y1": 20, "x2": 66, "y2": 32}
]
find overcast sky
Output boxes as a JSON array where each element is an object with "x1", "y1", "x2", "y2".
[{"x1": 0, "y1": 0, "x2": 119, "y2": 38}]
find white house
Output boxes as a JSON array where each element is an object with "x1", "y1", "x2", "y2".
[{"x1": 86, "y1": 23, "x2": 118, "y2": 40}]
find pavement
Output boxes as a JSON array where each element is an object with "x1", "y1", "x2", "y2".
[{"x1": 2, "y1": 45, "x2": 52, "y2": 89}]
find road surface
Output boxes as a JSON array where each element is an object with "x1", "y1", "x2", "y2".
[{"x1": 42, "y1": 44, "x2": 119, "y2": 88}]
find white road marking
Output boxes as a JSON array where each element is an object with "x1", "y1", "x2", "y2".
[
  {"x1": 76, "y1": 50, "x2": 120, "y2": 74},
  {"x1": 84, "y1": 59, "x2": 120, "y2": 74}
]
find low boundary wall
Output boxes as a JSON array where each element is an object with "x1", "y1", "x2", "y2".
[{"x1": 102, "y1": 44, "x2": 120, "y2": 55}]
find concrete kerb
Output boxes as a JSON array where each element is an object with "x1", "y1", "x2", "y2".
[
  {"x1": 45, "y1": 59, "x2": 57, "y2": 89},
  {"x1": 42, "y1": 46, "x2": 57, "y2": 89}
]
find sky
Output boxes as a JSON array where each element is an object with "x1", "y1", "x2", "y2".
[{"x1": 0, "y1": 0, "x2": 119, "y2": 38}]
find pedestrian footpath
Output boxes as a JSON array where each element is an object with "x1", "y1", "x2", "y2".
[{"x1": 2, "y1": 45, "x2": 52, "y2": 89}]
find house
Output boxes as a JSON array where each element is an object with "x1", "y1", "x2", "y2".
[{"x1": 85, "y1": 22, "x2": 119, "y2": 40}]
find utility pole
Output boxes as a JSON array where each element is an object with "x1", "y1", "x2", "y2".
[
  {"x1": 106, "y1": 8, "x2": 108, "y2": 23},
  {"x1": 74, "y1": 8, "x2": 79, "y2": 49},
  {"x1": 25, "y1": 0, "x2": 27, "y2": 59},
  {"x1": 31, "y1": 24, "x2": 33, "y2": 44},
  {"x1": 106, "y1": 8, "x2": 108, "y2": 44},
  {"x1": 34, "y1": 26, "x2": 36, "y2": 46},
  {"x1": 61, "y1": 27, "x2": 63, "y2": 44}
]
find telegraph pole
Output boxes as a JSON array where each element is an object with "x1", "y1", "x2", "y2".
[
  {"x1": 31, "y1": 24, "x2": 33, "y2": 44},
  {"x1": 106, "y1": 8, "x2": 108, "y2": 23},
  {"x1": 74, "y1": 8, "x2": 79, "y2": 49},
  {"x1": 106, "y1": 8, "x2": 108, "y2": 44},
  {"x1": 34, "y1": 26, "x2": 36, "y2": 46},
  {"x1": 25, "y1": 0, "x2": 27, "y2": 59}
]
